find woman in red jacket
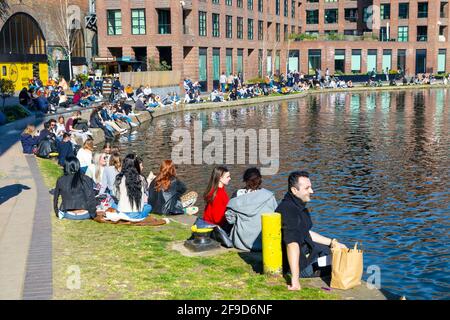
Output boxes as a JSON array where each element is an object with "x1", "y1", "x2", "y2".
[{"x1": 202, "y1": 166, "x2": 231, "y2": 227}]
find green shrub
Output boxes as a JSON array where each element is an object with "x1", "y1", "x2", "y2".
[
  {"x1": 2, "y1": 105, "x2": 31, "y2": 123},
  {"x1": 76, "y1": 73, "x2": 89, "y2": 84},
  {"x1": 246, "y1": 77, "x2": 265, "y2": 84},
  {"x1": 0, "y1": 78, "x2": 15, "y2": 108}
]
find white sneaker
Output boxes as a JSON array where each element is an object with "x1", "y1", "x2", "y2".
[{"x1": 130, "y1": 122, "x2": 138, "y2": 127}]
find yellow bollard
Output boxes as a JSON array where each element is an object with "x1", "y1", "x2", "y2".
[{"x1": 261, "y1": 212, "x2": 282, "y2": 275}]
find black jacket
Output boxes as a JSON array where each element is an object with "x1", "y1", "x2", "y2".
[
  {"x1": 276, "y1": 192, "x2": 324, "y2": 272},
  {"x1": 53, "y1": 174, "x2": 97, "y2": 218},
  {"x1": 148, "y1": 178, "x2": 187, "y2": 215}
]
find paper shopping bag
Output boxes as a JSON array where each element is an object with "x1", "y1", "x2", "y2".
[{"x1": 330, "y1": 242, "x2": 364, "y2": 290}]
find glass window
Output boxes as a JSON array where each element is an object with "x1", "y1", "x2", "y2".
[
  {"x1": 397, "y1": 49, "x2": 406, "y2": 72},
  {"x1": 288, "y1": 50, "x2": 299, "y2": 73},
  {"x1": 398, "y1": 3, "x2": 409, "y2": 19},
  {"x1": 267, "y1": 50, "x2": 272, "y2": 75},
  {"x1": 325, "y1": 9, "x2": 338, "y2": 24},
  {"x1": 237, "y1": 49, "x2": 244, "y2": 74},
  {"x1": 418, "y1": 2, "x2": 428, "y2": 18},
  {"x1": 276, "y1": 0, "x2": 280, "y2": 15},
  {"x1": 131, "y1": 9, "x2": 146, "y2": 35},
  {"x1": 237, "y1": 0, "x2": 243, "y2": 7},
  {"x1": 258, "y1": 20, "x2": 263, "y2": 40},
  {"x1": 417, "y1": 26, "x2": 427, "y2": 41},
  {"x1": 213, "y1": 48, "x2": 220, "y2": 81},
  {"x1": 212, "y1": 0, "x2": 220, "y2": 4},
  {"x1": 226, "y1": 15, "x2": 233, "y2": 38},
  {"x1": 307, "y1": 10, "x2": 319, "y2": 24},
  {"x1": 398, "y1": 26, "x2": 408, "y2": 42},
  {"x1": 107, "y1": 10, "x2": 122, "y2": 35},
  {"x1": 438, "y1": 49, "x2": 446, "y2": 73},
  {"x1": 284, "y1": 24, "x2": 288, "y2": 41},
  {"x1": 276, "y1": 23, "x2": 280, "y2": 41},
  {"x1": 212, "y1": 13, "x2": 220, "y2": 37},
  {"x1": 380, "y1": 4, "x2": 390, "y2": 20},
  {"x1": 345, "y1": 8, "x2": 358, "y2": 22},
  {"x1": 284, "y1": 0, "x2": 288, "y2": 17},
  {"x1": 334, "y1": 49, "x2": 345, "y2": 73},
  {"x1": 248, "y1": 0, "x2": 253, "y2": 10},
  {"x1": 351, "y1": 49, "x2": 361, "y2": 73},
  {"x1": 258, "y1": 0, "x2": 264, "y2": 13},
  {"x1": 198, "y1": 11, "x2": 207, "y2": 36},
  {"x1": 248, "y1": 19, "x2": 254, "y2": 40},
  {"x1": 382, "y1": 49, "x2": 392, "y2": 71},
  {"x1": 367, "y1": 49, "x2": 377, "y2": 73},
  {"x1": 308, "y1": 49, "x2": 321, "y2": 74},
  {"x1": 226, "y1": 0, "x2": 232, "y2": 5},
  {"x1": 226, "y1": 48, "x2": 233, "y2": 75},
  {"x1": 416, "y1": 49, "x2": 426, "y2": 73},
  {"x1": 158, "y1": 10, "x2": 171, "y2": 34},
  {"x1": 291, "y1": 0, "x2": 296, "y2": 18},
  {"x1": 199, "y1": 48, "x2": 207, "y2": 82},
  {"x1": 237, "y1": 17, "x2": 243, "y2": 39}
]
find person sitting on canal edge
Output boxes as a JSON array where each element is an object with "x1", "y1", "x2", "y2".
[{"x1": 276, "y1": 170, "x2": 347, "y2": 291}]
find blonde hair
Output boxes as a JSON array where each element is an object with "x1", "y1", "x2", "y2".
[
  {"x1": 23, "y1": 124, "x2": 36, "y2": 135},
  {"x1": 83, "y1": 139, "x2": 94, "y2": 152},
  {"x1": 92, "y1": 152, "x2": 107, "y2": 183}
]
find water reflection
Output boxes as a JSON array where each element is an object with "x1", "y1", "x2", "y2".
[{"x1": 119, "y1": 89, "x2": 450, "y2": 300}]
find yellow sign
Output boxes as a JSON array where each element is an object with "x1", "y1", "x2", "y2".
[{"x1": 0, "y1": 62, "x2": 49, "y2": 91}]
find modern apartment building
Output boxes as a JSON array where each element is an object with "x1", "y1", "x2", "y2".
[{"x1": 96, "y1": 0, "x2": 450, "y2": 91}]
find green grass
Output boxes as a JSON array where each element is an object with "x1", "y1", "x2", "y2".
[{"x1": 37, "y1": 158, "x2": 337, "y2": 300}]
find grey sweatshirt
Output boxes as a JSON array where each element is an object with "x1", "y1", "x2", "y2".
[{"x1": 225, "y1": 188, "x2": 278, "y2": 252}]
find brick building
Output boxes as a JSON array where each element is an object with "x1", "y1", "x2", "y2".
[
  {"x1": 96, "y1": 0, "x2": 450, "y2": 91},
  {"x1": 0, "y1": 0, "x2": 97, "y2": 90}
]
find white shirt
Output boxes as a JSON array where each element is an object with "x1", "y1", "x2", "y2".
[
  {"x1": 77, "y1": 148, "x2": 92, "y2": 168},
  {"x1": 116, "y1": 176, "x2": 146, "y2": 213},
  {"x1": 220, "y1": 74, "x2": 227, "y2": 84},
  {"x1": 143, "y1": 87, "x2": 152, "y2": 95}
]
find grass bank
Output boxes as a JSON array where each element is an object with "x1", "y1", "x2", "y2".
[{"x1": 37, "y1": 158, "x2": 337, "y2": 300}]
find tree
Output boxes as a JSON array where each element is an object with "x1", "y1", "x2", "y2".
[
  {"x1": 0, "y1": 79, "x2": 15, "y2": 110},
  {"x1": 53, "y1": 0, "x2": 82, "y2": 81}
]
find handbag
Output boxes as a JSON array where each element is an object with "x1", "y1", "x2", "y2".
[
  {"x1": 330, "y1": 242, "x2": 364, "y2": 290},
  {"x1": 210, "y1": 225, "x2": 234, "y2": 248}
]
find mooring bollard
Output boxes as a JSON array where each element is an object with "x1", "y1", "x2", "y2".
[{"x1": 261, "y1": 212, "x2": 282, "y2": 275}]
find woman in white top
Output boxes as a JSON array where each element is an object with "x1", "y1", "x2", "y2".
[
  {"x1": 76, "y1": 139, "x2": 94, "y2": 173},
  {"x1": 99, "y1": 152, "x2": 121, "y2": 196},
  {"x1": 112, "y1": 154, "x2": 154, "y2": 220},
  {"x1": 86, "y1": 152, "x2": 107, "y2": 191},
  {"x1": 55, "y1": 116, "x2": 66, "y2": 140}
]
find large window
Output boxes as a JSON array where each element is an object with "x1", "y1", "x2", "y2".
[
  {"x1": 417, "y1": 26, "x2": 428, "y2": 41},
  {"x1": 248, "y1": 19, "x2": 254, "y2": 40},
  {"x1": 284, "y1": 24, "x2": 288, "y2": 41},
  {"x1": 291, "y1": 0, "x2": 296, "y2": 18},
  {"x1": 258, "y1": 0, "x2": 264, "y2": 13},
  {"x1": 325, "y1": 9, "x2": 338, "y2": 24},
  {"x1": 418, "y1": 2, "x2": 428, "y2": 18},
  {"x1": 199, "y1": 11, "x2": 207, "y2": 36},
  {"x1": 237, "y1": 49, "x2": 244, "y2": 75},
  {"x1": 258, "y1": 20, "x2": 263, "y2": 40},
  {"x1": 237, "y1": 17, "x2": 243, "y2": 39},
  {"x1": 438, "y1": 49, "x2": 446, "y2": 73},
  {"x1": 158, "y1": 10, "x2": 171, "y2": 34},
  {"x1": 334, "y1": 49, "x2": 345, "y2": 73},
  {"x1": 398, "y1": 26, "x2": 408, "y2": 42},
  {"x1": 212, "y1": 13, "x2": 220, "y2": 37},
  {"x1": 275, "y1": 50, "x2": 281, "y2": 74},
  {"x1": 276, "y1": 23, "x2": 280, "y2": 41},
  {"x1": 380, "y1": 4, "x2": 390, "y2": 20},
  {"x1": 397, "y1": 49, "x2": 406, "y2": 72},
  {"x1": 288, "y1": 50, "x2": 299, "y2": 73},
  {"x1": 248, "y1": 0, "x2": 253, "y2": 10},
  {"x1": 226, "y1": 48, "x2": 233, "y2": 75},
  {"x1": 237, "y1": 0, "x2": 243, "y2": 8},
  {"x1": 351, "y1": 49, "x2": 361, "y2": 73},
  {"x1": 107, "y1": 10, "x2": 122, "y2": 35},
  {"x1": 199, "y1": 47, "x2": 208, "y2": 85},
  {"x1": 267, "y1": 50, "x2": 272, "y2": 75},
  {"x1": 367, "y1": 49, "x2": 377, "y2": 73},
  {"x1": 382, "y1": 49, "x2": 392, "y2": 71},
  {"x1": 307, "y1": 10, "x2": 319, "y2": 24},
  {"x1": 131, "y1": 9, "x2": 145, "y2": 35},
  {"x1": 380, "y1": 27, "x2": 388, "y2": 41},
  {"x1": 226, "y1": 15, "x2": 233, "y2": 38},
  {"x1": 416, "y1": 49, "x2": 426, "y2": 73},
  {"x1": 226, "y1": 0, "x2": 232, "y2": 5},
  {"x1": 398, "y1": 3, "x2": 409, "y2": 19},
  {"x1": 345, "y1": 8, "x2": 358, "y2": 22},
  {"x1": 284, "y1": 0, "x2": 288, "y2": 17},
  {"x1": 308, "y1": 49, "x2": 321, "y2": 74},
  {"x1": 276, "y1": 0, "x2": 280, "y2": 15},
  {"x1": 213, "y1": 48, "x2": 220, "y2": 82}
]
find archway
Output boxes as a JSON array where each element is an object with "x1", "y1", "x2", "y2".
[{"x1": 0, "y1": 13, "x2": 46, "y2": 55}]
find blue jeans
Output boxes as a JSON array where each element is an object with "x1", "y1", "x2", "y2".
[
  {"x1": 58, "y1": 210, "x2": 91, "y2": 220},
  {"x1": 221, "y1": 83, "x2": 226, "y2": 92},
  {"x1": 123, "y1": 204, "x2": 152, "y2": 220}
]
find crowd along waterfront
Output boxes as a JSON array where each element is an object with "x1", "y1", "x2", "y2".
[{"x1": 116, "y1": 88, "x2": 449, "y2": 300}]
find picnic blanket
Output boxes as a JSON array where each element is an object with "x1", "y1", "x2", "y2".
[{"x1": 94, "y1": 209, "x2": 167, "y2": 226}]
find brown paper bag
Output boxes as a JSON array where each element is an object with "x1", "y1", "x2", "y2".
[{"x1": 330, "y1": 242, "x2": 364, "y2": 290}]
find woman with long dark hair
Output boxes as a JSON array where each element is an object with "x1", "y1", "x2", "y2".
[
  {"x1": 111, "y1": 154, "x2": 152, "y2": 221},
  {"x1": 225, "y1": 167, "x2": 278, "y2": 251},
  {"x1": 202, "y1": 166, "x2": 231, "y2": 226},
  {"x1": 148, "y1": 160, "x2": 198, "y2": 215},
  {"x1": 53, "y1": 156, "x2": 97, "y2": 220}
]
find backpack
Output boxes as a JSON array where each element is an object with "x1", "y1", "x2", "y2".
[{"x1": 36, "y1": 135, "x2": 58, "y2": 158}]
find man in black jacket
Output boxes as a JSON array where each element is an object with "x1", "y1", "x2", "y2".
[{"x1": 276, "y1": 171, "x2": 347, "y2": 291}]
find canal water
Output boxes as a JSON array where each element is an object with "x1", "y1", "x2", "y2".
[{"x1": 118, "y1": 88, "x2": 449, "y2": 300}]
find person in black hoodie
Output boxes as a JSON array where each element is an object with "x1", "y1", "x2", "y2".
[
  {"x1": 57, "y1": 133, "x2": 75, "y2": 166},
  {"x1": 276, "y1": 171, "x2": 347, "y2": 291},
  {"x1": 89, "y1": 106, "x2": 115, "y2": 140},
  {"x1": 53, "y1": 156, "x2": 97, "y2": 220},
  {"x1": 148, "y1": 160, "x2": 198, "y2": 215}
]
